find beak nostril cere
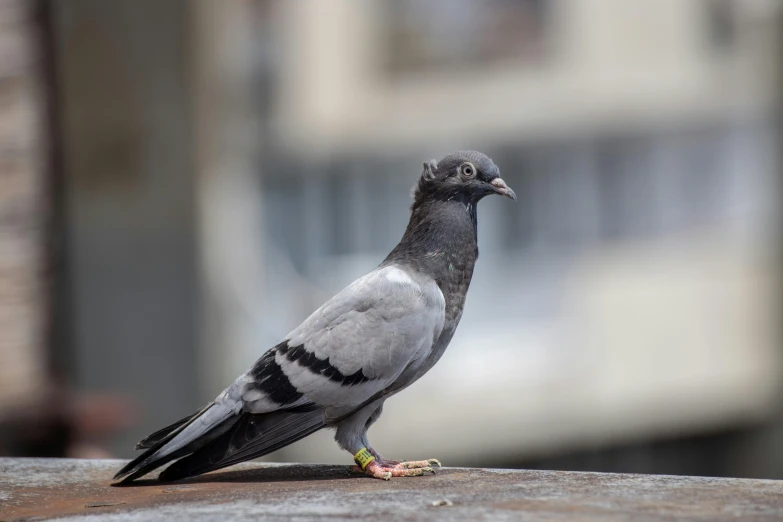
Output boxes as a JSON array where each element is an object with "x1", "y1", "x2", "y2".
[{"x1": 489, "y1": 178, "x2": 517, "y2": 201}]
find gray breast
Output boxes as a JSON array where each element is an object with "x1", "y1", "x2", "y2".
[{"x1": 390, "y1": 249, "x2": 477, "y2": 393}]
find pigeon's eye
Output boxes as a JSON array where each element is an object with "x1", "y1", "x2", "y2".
[{"x1": 460, "y1": 163, "x2": 476, "y2": 178}]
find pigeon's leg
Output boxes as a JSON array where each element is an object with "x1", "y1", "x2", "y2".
[
  {"x1": 336, "y1": 402, "x2": 436, "y2": 480},
  {"x1": 353, "y1": 447, "x2": 436, "y2": 480}
]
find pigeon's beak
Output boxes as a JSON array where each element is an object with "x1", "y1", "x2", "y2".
[{"x1": 489, "y1": 178, "x2": 517, "y2": 201}]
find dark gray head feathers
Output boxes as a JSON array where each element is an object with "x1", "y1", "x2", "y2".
[{"x1": 412, "y1": 150, "x2": 503, "y2": 204}]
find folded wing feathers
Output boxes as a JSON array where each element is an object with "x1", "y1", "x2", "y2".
[{"x1": 158, "y1": 409, "x2": 325, "y2": 481}]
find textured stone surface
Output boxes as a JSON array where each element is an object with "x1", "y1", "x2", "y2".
[{"x1": 2, "y1": 458, "x2": 783, "y2": 521}]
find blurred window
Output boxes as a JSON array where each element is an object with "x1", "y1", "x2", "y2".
[
  {"x1": 261, "y1": 126, "x2": 750, "y2": 269},
  {"x1": 383, "y1": 0, "x2": 549, "y2": 75},
  {"x1": 704, "y1": 0, "x2": 737, "y2": 54}
]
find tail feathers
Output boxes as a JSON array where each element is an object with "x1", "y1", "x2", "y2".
[
  {"x1": 158, "y1": 408, "x2": 325, "y2": 482},
  {"x1": 113, "y1": 402, "x2": 238, "y2": 483},
  {"x1": 135, "y1": 409, "x2": 205, "y2": 450}
]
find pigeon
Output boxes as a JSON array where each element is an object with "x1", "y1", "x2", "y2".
[{"x1": 113, "y1": 151, "x2": 516, "y2": 483}]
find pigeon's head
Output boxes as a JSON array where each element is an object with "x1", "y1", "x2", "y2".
[{"x1": 414, "y1": 151, "x2": 516, "y2": 204}]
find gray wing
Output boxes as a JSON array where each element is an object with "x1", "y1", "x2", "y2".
[{"x1": 235, "y1": 264, "x2": 446, "y2": 415}]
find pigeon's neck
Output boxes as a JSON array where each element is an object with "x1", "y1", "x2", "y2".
[{"x1": 383, "y1": 197, "x2": 479, "y2": 298}]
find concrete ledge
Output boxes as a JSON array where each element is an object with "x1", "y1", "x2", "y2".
[{"x1": 2, "y1": 458, "x2": 783, "y2": 521}]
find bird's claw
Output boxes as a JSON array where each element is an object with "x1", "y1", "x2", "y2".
[
  {"x1": 360, "y1": 460, "x2": 437, "y2": 480},
  {"x1": 399, "y1": 458, "x2": 441, "y2": 469}
]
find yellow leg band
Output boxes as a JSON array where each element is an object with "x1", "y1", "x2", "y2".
[{"x1": 353, "y1": 447, "x2": 375, "y2": 470}]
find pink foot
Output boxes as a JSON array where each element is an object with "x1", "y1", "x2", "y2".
[{"x1": 358, "y1": 460, "x2": 436, "y2": 480}]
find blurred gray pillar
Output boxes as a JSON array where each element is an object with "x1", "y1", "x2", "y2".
[
  {"x1": 191, "y1": 1, "x2": 266, "y2": 394},
  {"x1": 0, "y1": 0, "x2": 49, "y2": 417},
  {"x1": 53, "y1": 0, "x2": 199, "y2": 456},
  {"x1": 740, "y1": 1, "x2": 783, "y2": 479}
]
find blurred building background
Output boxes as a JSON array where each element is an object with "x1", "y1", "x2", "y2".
[{"x1": 1, "y1": 0, "x2": 782, "y2": 478}]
